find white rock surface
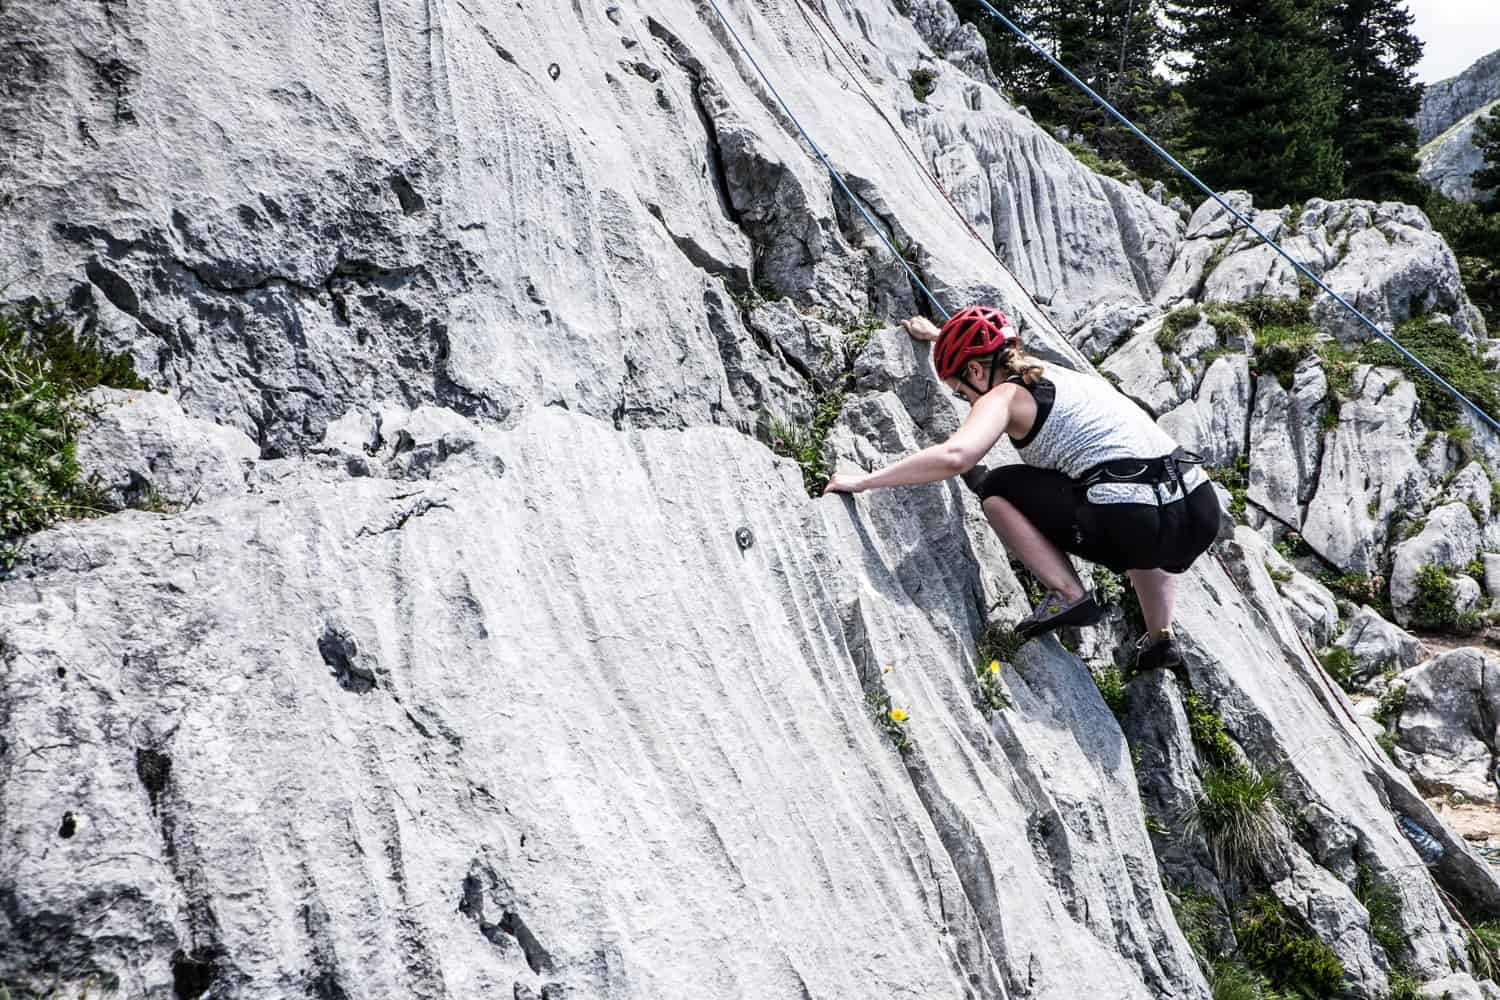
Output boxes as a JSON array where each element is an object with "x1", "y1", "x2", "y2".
[
  {"x1": 1396, "y1": 649, "x2": 1500, "y2": 802},
  {"x1": 1302, "y1": 367, "x2": 1435, "y2": 572},
  {"x1": 76, "y1": 388, "x2": 259, "y2": 510},
  {"x1": 1156, "y1": 353, "x2": 1251, "y2": 467},
  {"x1": 5, "y1": 408, "x2": 1220, "y2": 999},
  {"x1": 1391, "y1": 502, "x2": 1483, "y2": 623},
  {"x1": 1333, "y1": 607, "x2": 1424, "y2": 682},
  {"x1": 1247, "y1": 364, "x2": 1327, "y2": 526},
  {"x1": 2, "y1": 0, "x2": 1498, "y2": 995}
]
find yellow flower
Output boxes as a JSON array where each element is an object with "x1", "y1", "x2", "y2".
[
  {"x1": 889, "y1": 707, "x2": 908, "y2": 723},
  {"x1": 882, "y1": 664, "x2": 892, "y2": 673},
  {"x1": 988, "y1": 660, "x2": 1001, "y2": 674}
]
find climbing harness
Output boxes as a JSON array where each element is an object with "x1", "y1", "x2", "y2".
[
  {"x1": 1076, "y1": 446, "x2": 1205, "y2": 503},
  {"x1": 702, "y1": 0, "x2": 951, "y2": 319},
  {"x1": 964, "y1": 0, "x2": 1500, "y2": 435}
]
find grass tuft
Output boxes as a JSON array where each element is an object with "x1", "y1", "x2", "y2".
[{"x1": 0, "y1": 306, "x2": 145, "y2": 544}]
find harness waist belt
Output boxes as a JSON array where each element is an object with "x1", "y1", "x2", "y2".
[{"x1": 1076, "y1": 446, "x2": 1206, "y2": 499}]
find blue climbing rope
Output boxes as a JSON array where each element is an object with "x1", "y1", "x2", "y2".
[
  {"x1": 701, "y1": 0, "x2": 951, "y2": 319},
  {"x1": 967, "y1": 0, "x2": 1500, "y2": 435}
]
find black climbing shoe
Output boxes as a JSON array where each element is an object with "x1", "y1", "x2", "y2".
[
  {"x1": 1015, "y1": 589, "x2": 1106, "y2": 641},
  {"x1": 1127, "y1": 630, "x2": 1188, "y2": 685}
]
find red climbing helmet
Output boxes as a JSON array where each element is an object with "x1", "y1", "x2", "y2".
[{"x1": 932, "y1": 306, "x2": 1015, "y2": 380}]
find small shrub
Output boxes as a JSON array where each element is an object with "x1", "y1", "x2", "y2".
[
  {"x1": 1417, "y1": 430, "x2": 1439, "y2": 461},
  {"x1": 1205, "y1": 962, "x2": 1287, "y2": 1000},
  {"x1": 976, "y1": 621, "x2": 1024, "y2": 673},
  {"x1": 1158, "y1": 306, "x2": 1203, "y2": 354},
  {"x1": 1189, "y1": 764, "x2": 1283, "y2": 875},
  {"x1": 767, "y1": 385, "x2": 846, "y2": 496},
  {"x1": 1266, "y1": 562, "x2": 1293, "y2": 584},
  {"x1": 1230, "y1": 296, "x2": 1314, "y2": 330},
  {"x1": 1093, "y1": 567, "x2": 1126, "y2": 607},
  {"x1": 1205, "y1": 307, "x2": 1253, "y2": 343},
  {"x1": 1093, "y1": 666, "x2": 1128, "y2": 715},
  {"x1": 909, "y1": 67, "x2": 938, "y2": 102},
  {"x1": 1467, "y1": 558, "x2": 1487, "y2": 580},
  {"x1": 1383, "y1": 971, "x2": 1422, "y2": 1000},
  {"x1": 752, "y1": 275, "x2": 783, "y2": 302},
  {"x1": 1360, "y1": 316, "x2": 1500, "y2": 434},
  {"x1": 1234, "y1": 893, "x2": 1345, "y2": 997},
  {"x1": 1169, "y1": 884, "x2": 1223, "y2": 962},
  {"x1": 1410, "y1": 563, "x2": 1458, "y2": 630},
  {"x1": 1456, "y1": 609, "x2": 1488, "y2": 635},
  {"x1": 1273, "y1": 531, "x2": 1311, "y2": 561},
  {"x1": 1469, "y1": 920, "x2": 1500, "y2": 982},
  {"x1": 1184, "y1": 691, "x2": 1239, "y2": 769},
  {"x1": 1251, "y1": 324, "x2": 1320, "y2": 390},
  {"x1": 1317, "y1": 570, "x2": 1385, "y2": 608},
  {"x1": 1354, "y1": 864, "x2": 1405, "y2": 963},
  {"x1": 1, "y1": 307, "x2": 145, "y2": 543},
  {"x1": 1374, "y1": 684, "x2": 1407, "y2": 728},
  {"x1": 1317, "y1": 646, "x2": 1356, "y2": 691},
  {"x1": 1207, "y1": 454, "x2": 1250, "y2": 521}
]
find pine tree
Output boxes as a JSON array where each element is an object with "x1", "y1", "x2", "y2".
[
  {"x1": 1169, "y1": 0, "x2": 1345, "y2": 205},
  {"x1": 1328, "y1": 0, "x2": 1425, "y2": 203},
  {"x1": 1475, "y1": 110, "x2": 1500, "y2": 211}
]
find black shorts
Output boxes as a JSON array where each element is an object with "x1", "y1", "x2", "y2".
[{"x1": 978, "y1": 464, "x2": 1222, "y2": 574}]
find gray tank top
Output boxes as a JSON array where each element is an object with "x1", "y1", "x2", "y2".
[{"x1": 1011, "y1": 364, "x2": 1207, "y2": 504}]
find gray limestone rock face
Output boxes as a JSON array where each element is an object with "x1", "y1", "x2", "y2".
[
  {"x1": 5, "y1": 0, "x2": 1500, "y2": 995},
  {"x1": 1157, "y1": 353, "x2": 1251, "y2": 467},
  {"x1": 1173, "y1": 527, "x2": 1493, "y2": 982},
  {"x1": 1100, "y1": 312, "x2": 1222, "y2": 417},
  {"x1": 1116, "y1": 671, "x2": 1226, "y2": 923},
  {"x1": 1416, "y1": 49, "x2": 1500, "y2": 145},
  {"x1": 1420, "y1": 109, "x2": 1497, "y2": 204},
  {"x1": 1068, "y1": 299, "x2": 1157, "y2": 361},
  {"x1": 75, "y1": 387, "x2": 259, "y2": 511},
  {"x1": 1307, "y1": 205, "x2": 1479, "y2": 344},
  {"x1": 1333, "y1": 607, "x2": 1424, "y2": 683},
  {"x1": 2, "y1": 409, "x2": 1214, "y2": 1000},
  {"x1": 1247, "y1": 363, "x2": 1328, "y2": 527},
  {"x1": 914, "y1": 106, "x2": 1184, "y2": 332},
  {"x1": 1152, "y1": 236, "x2": 1225, "y2": 307},
  {"x1": 1417, "y1": 972, "x2": 1500, "y2": 1000},
  {"x1": 1487, "y1": 553, "x2": 1500, "y2": 604},
  {"x1": 1390, "y1": 502, "x2": 1482, "y2": 623},
  {"x1": 1448, "y1": 462, "x2": 1495, "y2": 523},
  {"x1": 1302, "y1": 368, "x2": 1434, "y2": 573},
  {"x1": 1395, "y1": 649, "x2": 1500, "y2": 802},
  {"x1": 1184, "y1": 191, "x2": 1255, "y2": 240}
]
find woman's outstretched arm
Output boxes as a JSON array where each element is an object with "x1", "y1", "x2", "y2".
[{"x1": 823, "y1": 387, "x2": 1012, "y2": 494}]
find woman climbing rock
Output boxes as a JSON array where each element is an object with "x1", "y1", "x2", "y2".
[{"x1": 823, "y1": 306, "x2": 1224, "y2": 674}]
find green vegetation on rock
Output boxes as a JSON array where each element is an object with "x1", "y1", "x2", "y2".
[
  {"x1": 0, "y1": 307, "x2": 145, "y2": 553},
  {"x1": 1360, "y1": 317, "x2": 1500, "y2": 434}
]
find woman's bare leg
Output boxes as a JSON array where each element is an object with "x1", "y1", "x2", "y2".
[
  {"x1": 1127, "y1": 568, "x2": 1177, "y2": 633},
  {"x1": 982, "y1": 496, "x2": 1086, "y2": 600}
]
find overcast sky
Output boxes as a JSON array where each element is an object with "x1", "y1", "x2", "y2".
[{"x1": 1406, "y1": 0, "x2": 1500, "y2": 83}]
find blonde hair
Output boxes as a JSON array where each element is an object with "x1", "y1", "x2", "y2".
[{"x1": 967, "y1": 341, "x2": 1044, "y2": 388}]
